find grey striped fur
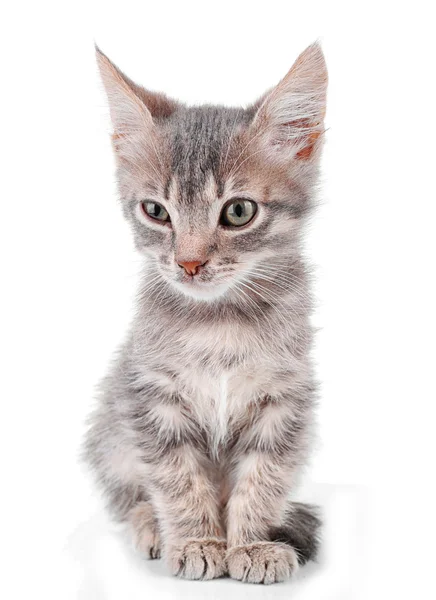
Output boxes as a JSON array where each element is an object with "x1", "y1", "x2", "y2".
[{"x1": 84, "y1": 42, "x2": 328, "y2": 584}]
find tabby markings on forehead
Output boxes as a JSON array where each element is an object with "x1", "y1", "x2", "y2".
[{"x1": 168, "y1": 107, "x2": 253, "y2": 204}]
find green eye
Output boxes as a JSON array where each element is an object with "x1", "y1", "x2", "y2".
[
  {"x1": 220, "y1": 199, "x2": 257, "y2": 227},
  {"x1": 142, "y1": 201, "x2": 170, "y2": 223}
]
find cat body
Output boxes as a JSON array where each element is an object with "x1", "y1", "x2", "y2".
[{"x1": 85, "y1": 43, "x2": 327, "y2": 584}]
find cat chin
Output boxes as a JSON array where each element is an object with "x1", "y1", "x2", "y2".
[{"x1": 170, "y1": 280, "x2": 231, "y2": 302}]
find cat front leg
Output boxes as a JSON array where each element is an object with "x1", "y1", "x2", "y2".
[
  {"x1": 225, "y1": 452, "x2": 299, "y2": 584},
  {"x1": 149, "y1": 446, "x2": 226, "y2": 580},
  {"x1": 225, "y1": 398, "x2": 310, "y2": 584}
]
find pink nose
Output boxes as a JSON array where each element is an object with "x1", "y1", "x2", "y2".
[{"x1": 177, "y1": 260, "x2": 206, "y2": 276}]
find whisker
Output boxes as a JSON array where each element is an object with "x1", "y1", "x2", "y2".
[
  {"x1": 220, "y1": 109, "x2": 243, "y2": 174},
  {"x1": 246, "y1": 268, "x2": 310, "y2": 303},
  {"x1": 226, "y1": 120, "x2": 272, "y2": 181}
]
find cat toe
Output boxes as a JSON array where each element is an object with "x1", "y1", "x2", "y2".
[
  {"x1": 226, "y1": 541, "x2": 298, "y2": 584},
  {"x1": 169, "y1": 539, "x2": 227, "y2": 580}
]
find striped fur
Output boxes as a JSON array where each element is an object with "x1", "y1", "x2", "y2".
[{"x1": 84, "y1": 42, "x2": 327, "y2": 584}]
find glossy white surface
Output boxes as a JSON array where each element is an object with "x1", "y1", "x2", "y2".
[{"x1": 64, "y1": 484, "x2": 368, "y2": 599}]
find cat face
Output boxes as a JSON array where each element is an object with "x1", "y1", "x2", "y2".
[{"x1": 97, "y1": 44, "x2": 327, "y2": 302}]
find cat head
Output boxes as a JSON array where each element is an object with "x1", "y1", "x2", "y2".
[{"x1": 97, "y1": 43, "x2": 327, "y2": 302}]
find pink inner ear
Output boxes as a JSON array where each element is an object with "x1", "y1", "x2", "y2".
[
  {"x1": 279, "y1": 118, "x2": 323, "y2": 160},
  {"x1": 295, "y1": 129, "x2": 322, "y2": 160}
]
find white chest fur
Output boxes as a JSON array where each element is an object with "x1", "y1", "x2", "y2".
[
  {"x1": 173, "y1": 322, "x2": 290, "y2": 449},
  {"x1": 139, "y1": 318, "x2": 295, "y2": 455}
]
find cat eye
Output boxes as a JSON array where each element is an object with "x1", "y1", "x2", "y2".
[
  {"x1": 141, "y1": 201, "x2": 170, "y2": 223},
  {"x1": 220, "y1": 199, "x2": 257, "y2": 228}
]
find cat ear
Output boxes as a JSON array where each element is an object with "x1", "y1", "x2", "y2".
[
  {"x1": 251, "y1": 42, "x2": 328, "y2": 161},
  {"x1": 95, "y1": 46, "x2": 177, "y2": 153}
]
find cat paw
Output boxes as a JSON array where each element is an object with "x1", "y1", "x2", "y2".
[
  {"x1": 169, "y1": 539, "x2": 227, "y2": 580},
  {"x1": 226, "y1": 541, "x2": 299, "y2": 584},
  {"x1": 135, "y1": 528, "x2": 161, "y2": 559},
  {"x1": 129, "y1": 502, "x2": 161, "y2": 559}
]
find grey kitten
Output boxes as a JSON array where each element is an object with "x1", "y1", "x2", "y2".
[{"x1": 84, "y1": 42, "x2": 327, "y2": 585}]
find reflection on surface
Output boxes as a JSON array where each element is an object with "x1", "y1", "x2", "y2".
[{"x1": 64, "y1": 483, "x2": 368, "y2": 600}]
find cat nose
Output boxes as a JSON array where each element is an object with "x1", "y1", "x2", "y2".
[{"x1": 177, "y1": 260, "x2": 207, "y2": 276}]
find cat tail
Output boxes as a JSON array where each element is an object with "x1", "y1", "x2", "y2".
[{"x1": 269, "y1": 501, "x2": 322, "y2": 565}]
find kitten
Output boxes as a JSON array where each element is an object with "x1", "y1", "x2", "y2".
[{"x1": 84, "y1": 42, "x2": 327, "y2": 585}]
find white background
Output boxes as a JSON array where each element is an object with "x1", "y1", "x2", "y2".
[{"x1": 1, "y1": 1, "x2": 435, "y2": 598}]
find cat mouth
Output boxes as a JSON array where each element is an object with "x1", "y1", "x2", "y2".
[
  {"x1": 180, "y1": 274, "x2": 213, "y2": 286},
  {"x1": 180, "y1": 278, "x2": 216, "y2": 292},
  {"x1": 172, "y1": 275, "x2": 232, "y2": 301}
]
